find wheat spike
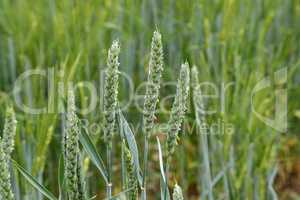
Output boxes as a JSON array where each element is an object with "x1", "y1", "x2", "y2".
[
  {"x1": 173, "y1": 184, "x2": 184, "y2": 200},
  {"x1": 64, "y1": 88, "x2": 80, "y2": 200},
  {"x1": 124, "y1": 143, "x2": 138, "y2": 200},
  {"x1": 103, "y1": 40, "x2": 120, "y2": 143},
  {"x1": 167, "y1": 62, "x2": 190, "y2": 157},
  {"x1": 143, "y1": 30, "x2": 164, "y2": 138},
  {"x1": 2, "y1": 107, "x2": 17, "y2": 159},
  {"x1": 0, "y1": 141, "x2": 14, "y2": 200}
]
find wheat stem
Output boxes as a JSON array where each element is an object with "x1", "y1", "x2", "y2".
[
  {"x1": 165, "y1": 62, "x2": 190, "y2": 198},
  {"x1": 142, "y1": 30, "x2": 164, "y2": 198},
  {"x1": 104, "y1": 40, "x2": 120, "y2": 198}
]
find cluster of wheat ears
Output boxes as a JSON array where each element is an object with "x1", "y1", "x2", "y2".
[{"x1": 0, "y1": 30, "x2": 206, "y2": 200}]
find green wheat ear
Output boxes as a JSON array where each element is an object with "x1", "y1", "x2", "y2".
[
  {"x1": 0, "y1": 141, "x2": 14, "y2": 200},
  {"x1": 143, "y1": 30, "x2": 164, "y2": 138},
  {"x1": 173, "y1": 184, "x2": 184, "y2": 200},
  {"x1": 0, "y1": 107, "x2": 16, "y2": 200},
  {"x1": 2, "y1": 106, "x2": 17, "y2": 159},
  {"x1": 167, "y1": 62, "x2": 190, "y2": 158},
  {"x1": 104, "y1": 40, "x2": 120, "y2": 143},
  {"x1": 64, "y1": 88, "x2": 80, "y2": 200},
  {"x1": 191, "y1": 66, "x2": 208, "y2": 136},
  {"x1": 124, "y1": 142, "x2": 138, "y2": 200}
]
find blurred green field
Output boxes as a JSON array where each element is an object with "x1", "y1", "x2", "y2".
[{"x1": 0, "y1": 0, "x2": 300, "y2": 199}]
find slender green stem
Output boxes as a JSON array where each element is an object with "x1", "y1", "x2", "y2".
[
  {"x1": 106, "y1": 143, "x2": 112, "y2": 198},
  {"x1": 142, "y1": 135, "x2": 149, "y2": 199},
  {"x1": 164, "y1": 158, "x2": 170, "y2": 200},
  {"x1": 121, "y1": 142, "x2": 126, "y2": 190}
]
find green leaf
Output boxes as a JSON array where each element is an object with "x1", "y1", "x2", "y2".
[
  {"x1": 156, "y1": 137, "x2": 166, "y2": 183},
  {"x1": 160, "y1": 176, "x2": 170, "y2": 200},
  {"x1": 267, "y1": 166, "x2": 278, "y2": 200},
  {"x1": 118, "y1": 110, "x2": 143, "y2": 186},
  {"x1": 156, "y1": 137, "x2": 170, "y2": 200},
  {"x1": 12, "y1": 160, "x2": 58, "y2": 200},
  {"x1": 106, "y1": 187, "x2": 135, "y2": 200},
  {"x1": 121, "y1": 141, "x2": 126, "y2": 190},
  {"x1": 79, "y1": 123, "x2": 109, "y2": 184}
]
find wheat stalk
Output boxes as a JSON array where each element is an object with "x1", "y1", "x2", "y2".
[
  {"x1": 143, "y1": 30, "x2": 164, "y2": 138},
  {"x1": 103, "y1": 40, "x2": 120, "y2": 198},
  {"x1": 191, "y1": 66, "x2": 214, "y2": 200},
  {"x1": 142, "y1": 30, "x2": 164, "y2": 198},
  {"x1": 64, "y1": 88, "x2": 80, "y2": 200},
  {"x1": 164, "y1": 62, "x2": 190, "y2": 199},
  {"x1": 167, "y1": 62, "x2": 190, "y2": 158},
  {"x1": 104, "y1": 40, "x2": 120, "y2": 143}
]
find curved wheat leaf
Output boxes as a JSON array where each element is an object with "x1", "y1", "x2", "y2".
[
  {"x1": 79, "y1": 124, "x2": 109, "y2": 184},
  {"x1": 118, "y1": 110, "x2": 143, "y2": 186},
  {"x1": 12, "y1": 160, "x2": 58, "y2": 200}
]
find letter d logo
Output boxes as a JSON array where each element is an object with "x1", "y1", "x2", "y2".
[{"x1": 251, "y1": 68, "x2": 287, "y2": 132}]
